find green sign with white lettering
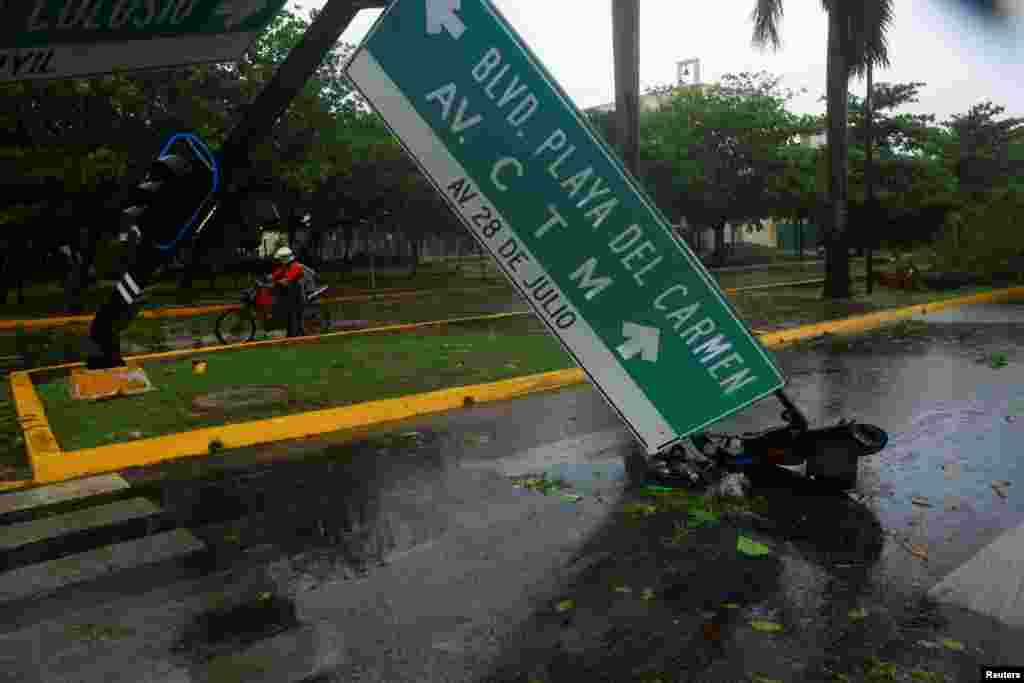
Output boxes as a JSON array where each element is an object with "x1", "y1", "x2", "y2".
[
  {"x1": 345, "y1": 0, "x2": 786, "y2": 454},
  {"x1": 1, "y1": 0, "x2": 286, "y2": 81}
]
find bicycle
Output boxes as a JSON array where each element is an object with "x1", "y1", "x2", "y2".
[{"x1": 214, "y1": 276, "x2": 332, "y2": 345}]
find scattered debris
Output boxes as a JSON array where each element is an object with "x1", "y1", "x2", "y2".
[
  {"x1": 991, "y1": 481, "x2": 1010, "y2": 499},
  {"x1": 555, "y1": 599, "x2": 574, "y2": 613},
  {"x1": 848, "y1": 607, "x2": 868, "y2": 621},
  {"x1": 640, "y1": 588, "x2": 655, "y2": 601},
  {"x1": 712, "y1": 472, "x2": 751, "y2": 499},
  {"x1": 916, "y1": 640, "x2": 941, "y2": 649},
  {"x1": 737, "y1": 536, "x2": 772, "y2": 557},
  {"x1": 722, "y1": 603, "x2": 740, "y2": 609},
  {"x1": 749, "y1": 620, "x2": 783, "y2": 633},
  {"x1": 910, "y1": 496, "x2": 932, "y2": 507},
  {"x1": 559, "y1": 493, "x2": 583, "y2": 503},
  {"x1": 613, "y1": 586, "x2": 632, "y2": 594},
  {"x1": 750, "y1": 676, "x2": 782, "y2": 683}
]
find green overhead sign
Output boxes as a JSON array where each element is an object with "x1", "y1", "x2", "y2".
[
  {"x1": 344, "y1": 0, "x2": 786, "y2": 454},
  {"x1": 1, "y1": 0, "x2": 287, "y2": 82}
]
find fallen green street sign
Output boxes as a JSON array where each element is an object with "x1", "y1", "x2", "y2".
[
  {"x1": 1, "y1": 0, "x2": 287, "y2": 82},
  {"x1": 344, "y1": 0, "x2": 786, "y2": 453}
]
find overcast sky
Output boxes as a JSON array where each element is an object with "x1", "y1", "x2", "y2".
[{"x1": 291, "y1": 0, "x2": 1023, "y2": 124}]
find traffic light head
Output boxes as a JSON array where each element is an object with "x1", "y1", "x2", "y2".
[{"x1": 123, "y1": 133, "x2": 220, "y2": 252}]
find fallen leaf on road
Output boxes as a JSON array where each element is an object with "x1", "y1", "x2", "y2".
[
  {"x1": 941, "y1": 638, "x2": 965, "y2": 651},
  {"x1": 613, "y1": 586, "x2": 632, "y2": 594},
  {"x1": 623, "y1": 503, "x2": 658, "y2": 517},
  {"x1": 641, "y1": 588, "x2": 656, "y2": 601},
  {"x1": 555, "y1": 599, "x2": 574, "y2": 613},
  {"x1": 689, "y1": 509, "x2": 720, "y2": 527},
  {"x1": 750, "y1": 676, "x2": 782, "y2": 683},
  {"x1": 900, "y1": 541, "x2": 929, "y2": 561},
  {"x1": 737, "y1": 536, "x2": 772, "y2": 557},
  {"x1": 702, "y1": 622, "x2": 722, "y2": 642},
  {"x1": 559, "y1": 493, "x2": 583, "y2": 503},
  {"x1": 916, "y1": 640, "x2": 940, "y2": 649},
  {"x1": 910, "y1": 496, "x2": 932, "y2": 507},
  {"x1": 257, "y1": 592, "x2": 271, "y2": 601},
  {"x1": 749, "y1": 620, "x2": 783, "y2": 633},
  {"x1": 722, "y1": 603, "x2": 741, "y2": 609},
  {"x1": 848, "y1": 607, "x2": 868, "y2": 621}
]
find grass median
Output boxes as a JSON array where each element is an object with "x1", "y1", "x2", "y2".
[{"x1": 35, "y1": 315, "x2": 573, "y2": 451}]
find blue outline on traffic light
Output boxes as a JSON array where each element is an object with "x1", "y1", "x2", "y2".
[{"x1": 152, "y1": 133, "x2": 221, "y2": 252}]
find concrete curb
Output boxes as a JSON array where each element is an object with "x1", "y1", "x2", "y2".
[{"x1": 6, "y1": 286, "x2": 1023, "y2": 490}]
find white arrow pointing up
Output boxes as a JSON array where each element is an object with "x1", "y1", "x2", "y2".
[
  {"x1": 616, "y1": 322, "x2": 660, "y2": 363},
  {"x1": 426, "y1": 0, "x2": 466, "y2": 39}
]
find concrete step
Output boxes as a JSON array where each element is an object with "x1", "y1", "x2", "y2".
[
  {"x1": 0, "y1": 528, "x2": 205, "y2": 604},
  {"x1": 0, "y1": 497, "x2": 160, "y2": 552},
  {"x1": 0, "y1": 475, "x2": 130, "y2": 517}
]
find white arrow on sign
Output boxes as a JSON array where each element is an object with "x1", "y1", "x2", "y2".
[
  {"x1": 616, "y1": 322, "x2": 660, "y2": 363},
  {"x1": 426, "y1": 0, "x2": 466, "y2": 39}
]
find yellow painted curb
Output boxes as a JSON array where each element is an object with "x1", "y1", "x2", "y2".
[
  {"x1": 29, "y1": 369, "x2": 584, "y2": 484},
  {"x1": 6, "y1": 285, "x2": 1023, "y2": 490},
  {"x1": 8, "y1": 372, "x2": 62, "y2": 476},
  {"x1": 759, "y1": 287, "x2": 1024, "y2": 348}
]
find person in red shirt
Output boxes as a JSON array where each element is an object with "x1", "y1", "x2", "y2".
[{"x1": 271, "y1": 246, "x2": 305, "y2": 337}]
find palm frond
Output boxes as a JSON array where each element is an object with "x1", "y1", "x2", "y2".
[
  {"x1": 750, "y1": 0, "x2": 784, "y2": 50},
  {"x1": 843, "y1": 0, "x2": 895, "y2": 76}
]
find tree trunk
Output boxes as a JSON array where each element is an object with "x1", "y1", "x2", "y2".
[
  {"x1": 824, "y1": 8, "x2": 852, "y2": 299},
  {"x1": 408, "y1": 234, "x2": 421, "y2": 279},
  {"x1": 611, "y1": 0, "x2": 640, "y2": 177},
  {"x1": 864, "y1": 61, "x2": 875, "y2": 295},
  {"x1": 712, "y1": 221, "x2": 727, "y2": 267}
]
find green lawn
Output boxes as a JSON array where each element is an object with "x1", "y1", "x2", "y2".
[{"x1": 36, "y1": 315, "x2": 571, "y2": 451}]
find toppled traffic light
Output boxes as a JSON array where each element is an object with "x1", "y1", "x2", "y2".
[{"x1": 88, "y1": 133, "x2": 220, "y2": 369}]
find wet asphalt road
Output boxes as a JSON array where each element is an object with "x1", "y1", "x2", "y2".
[{"x1": 2, "y1": 303, "x2": 1024, "y2": 682}]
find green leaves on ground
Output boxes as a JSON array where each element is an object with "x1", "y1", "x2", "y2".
[
  {"x1": 737, "y1": 536, "x2": 772, "y2": 557},
  {"x1": 749, "y1": 620, "x2": 783, "y2": 633}
]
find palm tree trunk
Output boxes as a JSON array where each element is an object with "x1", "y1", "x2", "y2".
[
  {"x1": 864, "y1": 61, "x2": 875, "y2": 295},
  {"x1": 824, "y1": 7, "x2": 852, "y2": 299},
  {"x1": 611, "y1": 0, "x2": 640, "y2": 176}
]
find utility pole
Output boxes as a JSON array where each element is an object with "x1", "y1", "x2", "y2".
[
  {"x1": 864, "y1": 62, "x2": 875, "y2": 295},
  {"x1": 611, "y1": 0, "x2": 640, "y2": 177}
]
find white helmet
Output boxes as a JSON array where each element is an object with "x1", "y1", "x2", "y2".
[{"x1": 274, "y1": 246, "x2": 295, "y2": 264}]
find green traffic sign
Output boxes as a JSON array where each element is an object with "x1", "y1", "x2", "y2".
[
  {"x1": 1, "y1": 0, "x2": 286, "y2": 81},
  {"x1": 344, "y1": 0, "x2": 786, "y2": 453}
]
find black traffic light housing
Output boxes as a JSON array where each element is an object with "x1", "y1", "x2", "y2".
[{"x1": 87, "y1": 133, "x2": 222, "y2": 369}]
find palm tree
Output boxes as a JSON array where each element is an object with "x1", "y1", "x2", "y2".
[{"x1": 751, "y1": 0, "x2": 893, "y2": 298}]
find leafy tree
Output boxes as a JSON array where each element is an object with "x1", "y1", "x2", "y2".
[{"x1": 639, "y1": 72, "x2": 810, "y2": 264}]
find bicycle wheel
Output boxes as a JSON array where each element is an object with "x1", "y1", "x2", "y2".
[
  {"x1": 301, "y1": 303, "x2": 333, "y2": 336},
  {"x1": 216, "y1": 308, "x2": 257, "y2": 345}
]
